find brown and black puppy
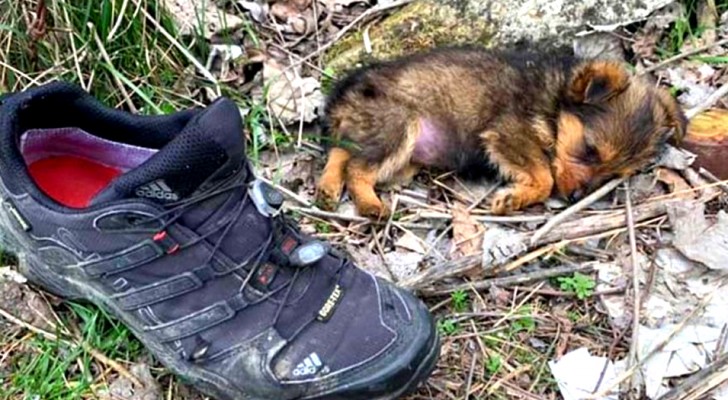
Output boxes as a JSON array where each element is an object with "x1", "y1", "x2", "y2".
[{"x1": 315, "y1": 45, "x2": 687, "y2": 219}]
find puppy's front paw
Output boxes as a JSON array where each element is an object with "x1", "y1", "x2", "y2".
[
  {"x1": 491, "y1": 188, "x2": 524, "y2": 215},
  {"x1": 315, "y1": 182, "x2": 342, "y2": 211}
]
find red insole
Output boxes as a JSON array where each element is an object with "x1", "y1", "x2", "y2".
[{"x1": 28, "y1": 156, "x2": 121, "y2": 208}]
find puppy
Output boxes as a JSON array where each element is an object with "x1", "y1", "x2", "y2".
[{"x1": 315, "y1": 45, "x2": 687, "y2": 219}]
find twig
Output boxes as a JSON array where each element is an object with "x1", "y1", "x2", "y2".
[
  {"x1": 639, "y1": 37, "x2": 728, "y2": 75},
  {"x1": 0, "y1": 305, "x2": 143, "y2": 387},
  {"x1": 464, "y1": 342, "x2": 478, "y2": 399},
  {"x1": 698, "y1": 167, "x2": 728, "y2": 194},
  {"x1": 657, "y1": 352, "x2": 728, "y2": 400},
  {"x1": 258, "y1": 176, "x2": 313, "y2": 207},
  {"x1": 686, "y1": 82, "x2": 728, "y2": 119},
  {"x1": 287, "y1": 205, "x2": 369, "y2": 222},
  {"x1": 530, "y1": 177, "x2": 626, "y2": 246},
  {"x1": 420, "y1": 263, "x2": 596, "y2": 296},
  {"x1": 419, "y1": 211, "x2": 550, "y2": 224},
  {"x1": 624, "y1": 180, "x2": 642, "y2": 398},
  {"x1": 467, "y1": 186, "x2": 498, "y2": 212},
  {"x1": 586, "y1": 280, "x2": 726, "y2": 399}
]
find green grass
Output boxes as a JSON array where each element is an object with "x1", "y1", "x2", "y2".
[
  {"x1": 0, "y1": 0, "x2": 208, "y2": 111},
  {"x1": 2, "y1": 302, "x2": 143, "y2": 400},
  {"x1": 0, "y1": 1, "x2": 220, "y2": 398},
  {"x1": 450, "y1": 289, "x2": 469, "y2": 313}
]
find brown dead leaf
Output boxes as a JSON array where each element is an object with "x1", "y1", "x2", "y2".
[
  {"x1": 258, "y1": 58, "x2": 324, "y2": 126},
  {"x1": 632, "y1": 28, "x2": 661, "y2": 61},
  {"x1": 271, "y1": 0, "x2": 312, "y2": 21},
  {"x1": 667, "y1": 201, "x2": 728, "y2": 271},
  {"x1": 98, "y1": 362, "x2": 161, "y2": 400},
  {"x1": 450, "y1": 201, "x2": 484, "y2": 274},
  {"x1": 0, "y1": 272, "x2": 55, "y2": 331},
  {"x1": 656, "y1": 168, "x2": 696, "y2": 199}
]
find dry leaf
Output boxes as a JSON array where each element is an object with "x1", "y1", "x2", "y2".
[
  {"x1": 261, "y1": 150, "x2": 317, "y2": 194},
  {"x1": 667, "y1": 201, "x2": 728, "y2": 271},
  {"x1": 162, "y1": 0, "x2": 244, "y2": 39},
  {"x1": 480, "y1": 223, "x2": 528, "y2": 268},
  {"x1": 656, "y1": 168, "x2": 695, "y2": 199},
  {"x1": 344, "y1": 245, "x2": 393, "y2": 281},
  {"x1": 450, "y1": 201, "x2": 484, "y2": 264},
  {"x1": 260, "y1": 58, "x2": 324, "y2": 126},
  {"x1": 238, "y1": 0, "x2": 270, "y2": 23},
  {"x1": 98, "y1": 363, "x2": 161, "y2": 400},
  {"x1": 395, "y1": 231, "x2": 427, "y2": 254}
]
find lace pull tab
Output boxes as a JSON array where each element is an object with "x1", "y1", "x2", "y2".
[
  {"x1": 250, "y1": 180, "x2": 284, "y2": 217},
  {"x1": 290, "y1": 241, "x2": 329, "y2": 268}
]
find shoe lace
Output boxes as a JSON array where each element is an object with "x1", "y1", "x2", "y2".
[{"x1": 114, "y1": 167, "x2": 349, "y2": 361}]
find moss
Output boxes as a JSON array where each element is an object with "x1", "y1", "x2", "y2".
[{"x1": 324, "y1": 0, "x2": 494, "y2": 71}]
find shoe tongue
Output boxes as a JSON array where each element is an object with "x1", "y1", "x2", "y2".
[{"x1": 91, "y1": 98, "x2": 246, "y2": 205}]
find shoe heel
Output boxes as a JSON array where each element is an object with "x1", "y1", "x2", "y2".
[{"x1": 17, "y1": 253, "x2": 83, "y2": 300}]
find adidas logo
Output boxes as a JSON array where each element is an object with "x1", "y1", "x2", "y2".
[
  {"x1": 135, "y1": 179, "x2": 180, "y2": 201},
  {"x1": 292, "y1": 352, "x2": 323, "y2": 377}
]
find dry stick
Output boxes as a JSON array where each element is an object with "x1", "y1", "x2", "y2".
[
  {"x1": 624, "y1": 180, "x2": 643, "y2": 398},
  {"x1": 586, "y1": 281, "x2": 725, "y2": 400},
  {"x1": 699, "y1": 167, "x2": 728, "y2": 194},
  {"x1": 657, "y1": 352, "x2": 728, "y2": 400},
  {"x1": 639, "y1": 37, "x2": 728, "y2": 75},
  {"x1": 411, "y1": 179, "x2": 722, "y2": 290},
  {"x1": 257, "y1": 176, "x2": 313, "y2": 207},
  {"x1": 419, "y1": 211, "x2": 550, "y2": 224},
  {"x1": 420, "y1": 263, "x2": 596, "y2": 296},
  {"x1": 685, "y1": 82, "x2": 728, "y2": 119},
  {"x1": 288, "y1": 205, "x2": 369, "y2": 223},
  {"x1": 0, "y1": 306, "x2": 143, "y2": 388},
  {"x1": 530, "y1": 177, "x2": 627, "y2": 246},
  {"x1": 464, "y1": 342, "x2": 478, "y2": 399}
]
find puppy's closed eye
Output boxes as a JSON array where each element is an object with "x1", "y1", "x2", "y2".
[{"x1": 580, "y1": 143, "x2": 601, "y2": 164}]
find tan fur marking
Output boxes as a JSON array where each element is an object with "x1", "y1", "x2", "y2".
[
  {"x1": 531, "y1": 116, "x2": 556, "y2": 149},
  {"x1": 346, "y1": 160, "x2": 389, "y2": 220},
  {"x1": 315, "y1": 147, "x2": 351, "y2": 210},
  {"x1": 376, "y1": 119, "x2": 421, "y2": 183}
]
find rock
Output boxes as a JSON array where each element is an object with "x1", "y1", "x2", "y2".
[
  {"x1": 682, "y1": 108, "x2": 728, "y2": 180},
  {"x1": 326, "y1": 0, "x2": 676, "y2": 70}
]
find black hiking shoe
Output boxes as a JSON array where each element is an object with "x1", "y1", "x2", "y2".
[{"x1": 0, "y1": 82, "x2": 440, "y2": 400}]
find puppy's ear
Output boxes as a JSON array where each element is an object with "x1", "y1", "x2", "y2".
[
  {"x1": 568, "y1": 61, "x2": 630, "y2": 104},
  {"x1": 656, "y1": 88, "x2": 688, "y2": 144}
]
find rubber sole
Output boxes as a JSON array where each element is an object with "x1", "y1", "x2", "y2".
[{"x1": 12, "y1": 242, "x2": 439, "y2": 400}]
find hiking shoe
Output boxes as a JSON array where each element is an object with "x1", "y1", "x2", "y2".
[{"x1": 0, "y1": 82, "x2": 440, "y2": 400}]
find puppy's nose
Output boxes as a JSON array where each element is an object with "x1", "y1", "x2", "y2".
[{"x1": 568, "y1": 189, "x2": 585, "y2": 203}]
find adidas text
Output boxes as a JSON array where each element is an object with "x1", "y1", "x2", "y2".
[{"x1": 135, "y1": 180, "x2": 180, "y2": 201}]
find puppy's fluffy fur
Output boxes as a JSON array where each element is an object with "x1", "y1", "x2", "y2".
[{"x1": 315, "y1": 46, "x2": 687, "y2": 218}]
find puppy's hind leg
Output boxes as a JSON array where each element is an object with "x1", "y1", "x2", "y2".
[{"x1": 316, "y1": 147, "x2": 351, "y2": 211}]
